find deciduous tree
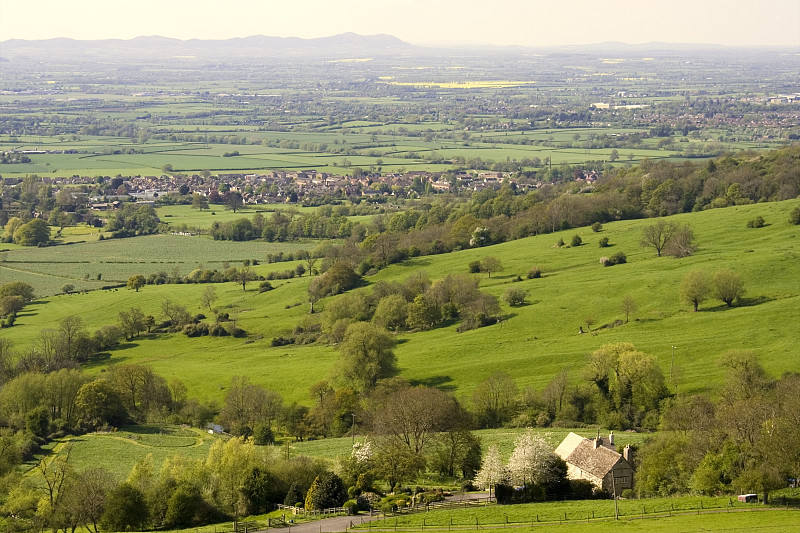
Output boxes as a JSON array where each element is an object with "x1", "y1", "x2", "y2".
[
  {"x1": 127, "y1": 274, "x2": 146, "y2": 292},
  {"x1": 337, "y1": 322, "x2": 396, "y2": 392},
  {"x1": 712, "y1": 269, "x2": 744, "y2": 307},
  {"x1": 680, "y1": 270, "x2": 710, "y2": 311}
]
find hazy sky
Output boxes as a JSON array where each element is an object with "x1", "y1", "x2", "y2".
[{"x1": 1, "y1": 0, "x2": 798, "y2": 47}]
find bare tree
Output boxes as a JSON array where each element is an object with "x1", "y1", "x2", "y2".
[
  {"x1": 231, "y1": 265, "x2": 255, "y2": 291},
  {"x1": 201, "y1": 285, "x2": 217, "y2": 310},
  {"x1": 621, "y1": 295, "x2": 637, "y2": 323},
  {"x1": 640, "y1": 220, "x2": 678, "y2": 257}
]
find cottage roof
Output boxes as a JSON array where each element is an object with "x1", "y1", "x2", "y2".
[{"x1": 555, "y1": 432, "x2": 623, "y2": 479}]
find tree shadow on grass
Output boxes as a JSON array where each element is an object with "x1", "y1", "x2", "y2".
[
  {"x1": 409, "y1": 375, "x2": 455, "y2": 391},
  {"x1": 703, "y1": 297, "x2": 773, "y2": 313},
  {"x1": 737, "y1": 295, "x2": 774, "y2": 307}
]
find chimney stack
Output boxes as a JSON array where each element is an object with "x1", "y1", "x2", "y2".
[
  {"x1": 609, "y1": 431, "x2": 614, "y2": 446},
  {"x1": 623, "y1": 444, "x2": 633, "y2": 464}
]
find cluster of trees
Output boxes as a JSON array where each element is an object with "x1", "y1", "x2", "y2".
[
  {"x1": 467, "y1": 343, "x2": 671, "y2": 431},
  {"x1": 105, "y1": 204, "x2": 162, "y2": 238},
  {"x1": 680, "y1": 269, "x2": 745, "y2": 311},
  {"x1": 636, "y1": 351, "x2": 799, "y2": 502},
  {"x1": 2, "y1": 217, "x2": 50, "y2": 246},
  {"x1": 1, "y1": 436, "x2": 335, "y2": 531},
  {"x1": 209, "y1": 209, "x2": 356, "y2": 242},
  {"x1": 0, "y1": 281, "x2": 36, "y2": 327},
  {"x1": 474, "y1": 432, "x2": 581, "y2": 503},
  {"x1": 304, "y1": 270, "x2": 501, "y2": 351}
]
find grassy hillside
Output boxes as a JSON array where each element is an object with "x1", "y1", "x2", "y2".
[{"x1": 3, "y1": 200, "x2": 799, "y2": 404}]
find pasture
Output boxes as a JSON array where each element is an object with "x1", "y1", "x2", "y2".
[
  {"x1": 353, "y1": 499, "x2": 799, "y2": 532},
  {"x1": 3, "y1": 200, "x2": 799, "y2": 406},
  {"x1": 0, "y1": 234, "x2": 324, "y2": 297}
]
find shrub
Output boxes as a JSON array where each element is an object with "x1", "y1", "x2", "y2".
[
  {"x1": 591, "y1": 222, "x2": 603, "y2": 232},
  {"x1": 611, "y1": 251, "x2": 627, "y2": 264},
  {"x1": 252, "y1": 424, "x2": 274, "y2": 445},
  {"x1": 284, "y1": 482, "x2": 304, "y2": 507},
  {"x1": 468, "y1": 260, "x2": 481, "y2": 273},
  {"x1": 494, "y1": 483, "x2": 514, "y2": 504},
  {"x1": 598, "y1": 237, "x2": 609, "y2": 248},
  {"x1": 343, "y1": 500, "x2": 358, "y2": 515},
  {"x1": 600, "y1": 252, "x2": 627, "y2": 267},
  {"x1": 570, "y1": 235, "x2": 582, "y2": 247},
  {"x1": 789, "y1": 205, "x2": 800, "y2": 225},
  {"x1": 258, "y1": 281, "x2": 274, "y2": 293},
  {"x1": 502, "y1": 287, "x2": 526, "y2": 307},
  {"x1": 526, "y1": 266, "x2": 542, "y2": 279},
  {"x1": 305, "y1": 473, "x2": 347, "y2": 511},
  {"x1": 746, "y1": 216, "x2": 765, "y2": 228},
  {"x1": 271, "y1": 336, "x2": 294, "y2": 347},
  {"x1": 555, "y1": 237, "x2": 564, "y2": 247}
]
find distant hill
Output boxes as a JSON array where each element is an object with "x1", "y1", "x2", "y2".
[
  {"x1": 0, "y1": 32, "x2": 415, "y2": 61},
  {"x1": 3, "y1": 34, "x2": 797, "y2": 64}
]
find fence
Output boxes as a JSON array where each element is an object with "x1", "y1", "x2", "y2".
[
  {"x1": 360, "y1": 498, "x2": 791, "y2": 531},
  {"x1": 276, "y1": 504, "x2": 349, "y2": 517},
  {"x1": 376, "y1": 497, "x2": 494, "y2": 518}
]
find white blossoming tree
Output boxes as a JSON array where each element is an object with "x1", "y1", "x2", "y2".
[
  {"x1": 352, "y1": 439, "x2": 373, "y2": 464},
  {"x1": 506, "y1": 430, "x2": 551, "y2": 487},
  {"x1": 473, "y1": 444, "x2": 506, "y2": 499}
]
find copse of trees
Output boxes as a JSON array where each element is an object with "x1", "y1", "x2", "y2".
[
  {"x1": 106, "y1": 204, "x2": 161, "y2": 238},
  {"x1": 637, "y1": 351, "x2": 799, "y2": 502}
]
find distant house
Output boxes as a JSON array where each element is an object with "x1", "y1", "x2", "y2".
[{"x1": 554, "y1": 432, "x2": 634, "y2": 495}]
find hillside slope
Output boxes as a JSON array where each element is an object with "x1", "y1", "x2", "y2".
[{"x1": 4, "y1": 200, "x2": 799, "y2": 403}]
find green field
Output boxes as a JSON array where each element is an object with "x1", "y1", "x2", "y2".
[
  {"x1": 46, "y1": 425, "x2": 219, "y2": 480},
  {"x1": 0, "y1": 234, "x2": 323, "y2": 297},
  {"x1": 3, "y1": 200, "x2": 799, "y2": 406},
  {"x1": 354, "y1": 502, "x2": 799, "y2": 532}
]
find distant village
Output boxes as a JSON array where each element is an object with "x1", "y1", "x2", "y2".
[{"x1": 1, "y1": 168, "x2": 600, "y2": 211}]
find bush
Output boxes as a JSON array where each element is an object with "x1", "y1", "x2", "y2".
[
  {"x1": 569, "y1": 479, "x2": 596, "y2": 499},
  {"x1": 611, "y1": 251, "x2": 627, "y2": 264},
  {"x1": 601, "y1": 252, "x2": 627, "y2": 267},
  {"x1": 271, "y1": 336, "x2": 294, "y2": 347},
  {"x1": 591, "y1": 222, "x2": 603, "y2": 232},
  {"x1": 258, "y1": 281, "x2": 274, "y2": 293},
  {"x1": 555, "y1": 237, "x2": 564, "y2": 247},
  {"x1": 502, "y1": 287, "x2": 526, "y2": 307},
  {"x1": 526, "y1": 266, "x2": 542, "y2": 279},
  {"x1": 468, "y1": 260, "x2": 481, "y2": 273},
  {"x1": 599, "y1": 236, "x2": 609, "y2": 248},
  {"x1": 494, "y1": 483, "x2": 514, "y2": 504},
  {"x1": 746, "y1": 216, "x2": 765, "y2": 228},
  {"x1": 789, "y1": 205, "x2": 800, "y2": 225},
  {"x1": 570, "y1": 235, "x2": 582, "y2": 247},
  {"x1": 305, "y1": 473, "x2": 347, "y2": 511},
  {"x1": 252, "y1": 424, "x2": 274, "y2": 445},
  {"x1": 343, "y1": 500, "x2": 358, "y2": 515}
]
